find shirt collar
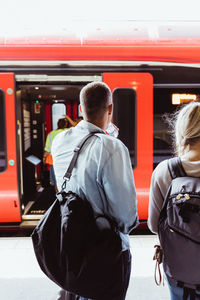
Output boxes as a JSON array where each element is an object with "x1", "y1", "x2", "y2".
[{"x1": 75, "y1": 120, "x2": 105, "y2": 134}]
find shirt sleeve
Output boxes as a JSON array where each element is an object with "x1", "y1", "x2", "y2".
[
  {"x1": 101, "y1": 144, "x2": 139, "y2": 234},
  {"x1": 148, "y1": 160, "x2": 171, "y2": 234}
]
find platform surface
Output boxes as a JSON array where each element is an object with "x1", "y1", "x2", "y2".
[{"x1": 0, "y1": 235, "x2": 170, "y2": 300}]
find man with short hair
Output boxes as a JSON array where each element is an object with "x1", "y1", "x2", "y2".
[{"x1": 52, "y1": 82, "x2": 138, "y2": 300}]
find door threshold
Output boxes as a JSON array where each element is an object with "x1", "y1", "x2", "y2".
[{"x1": 22, "y1": 214, "x2": 43, "y2": 220}]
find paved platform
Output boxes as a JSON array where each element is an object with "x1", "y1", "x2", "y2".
[{"x1": 0, "y1": 235, "x2": 170, "y2": 300}]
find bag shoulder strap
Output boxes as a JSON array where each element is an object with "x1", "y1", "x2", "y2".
[
  {"x1": 168, "y1": 157, "x2": 187, "y2": 179},
  {"x1": 63, "y1": 131, "x2": 104, "y2": 181}
]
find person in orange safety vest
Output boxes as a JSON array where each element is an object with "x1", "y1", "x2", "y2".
[{"x1": 43, "y1": 116, "x2": 76, "y2": 191}]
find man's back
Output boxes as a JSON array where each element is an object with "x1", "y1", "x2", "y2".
[{"x1": 52, "y1": 120, "x2": 138, "y2": 249}]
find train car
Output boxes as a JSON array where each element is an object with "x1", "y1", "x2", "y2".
[{"x1": 1, "y1": 20, "x2": 200, "y2": 228}]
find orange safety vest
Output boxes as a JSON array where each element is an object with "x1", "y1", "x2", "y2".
[
  {"x1": 45, "y1": 153, "x2": 53, "y2": 165},
  {"x1": 44, "y1": 129, "x2": 66, "y2": 165}
]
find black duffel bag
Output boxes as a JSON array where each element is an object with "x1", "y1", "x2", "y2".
[{"x1": 31, "y1": 132, "x2": 123, "y2": 299}]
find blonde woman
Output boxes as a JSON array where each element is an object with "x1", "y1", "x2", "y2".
[{"x1": 148, "y1": 102, "x2": 200, "y2": 300}]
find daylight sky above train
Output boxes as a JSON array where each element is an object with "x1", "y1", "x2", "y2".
[{"x1": 1, "y1": 0, "x2": 200, "y2": 36}]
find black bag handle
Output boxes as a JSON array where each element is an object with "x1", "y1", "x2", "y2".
[{"x1": 63, "y1": 131, "x2": 104, "y2": 182}]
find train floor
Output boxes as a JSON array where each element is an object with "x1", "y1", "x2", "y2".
[{"x1": 0, "y1": 235, "x2": 170, "y2": 300}]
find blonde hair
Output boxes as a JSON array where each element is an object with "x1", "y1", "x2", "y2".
[{"x1": 171, "y1": 102, "x2": 200, "y2": 156}]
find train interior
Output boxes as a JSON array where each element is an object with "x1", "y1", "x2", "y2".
[
  {"x1": 16, "y1": 82, "x2": 84, "y2": 222},
  {"x1": 14, "y1": 67, "x2": 200, "y2": 224}
]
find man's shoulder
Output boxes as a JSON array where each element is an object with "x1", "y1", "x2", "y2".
[{"x1": 95, "y1": 133, "x2": 128, "y2": 155}]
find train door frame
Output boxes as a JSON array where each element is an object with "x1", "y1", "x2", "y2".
[{"x1": 0, "y1": 73, "x2": 21, "y2": 224}]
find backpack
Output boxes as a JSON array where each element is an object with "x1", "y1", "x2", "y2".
[
  {"x1": 31, "y1": 132, "x2": 124, "y2": 299},
  {"x1": 158, "y1": 157, "x2": 200, "y2": 298}
]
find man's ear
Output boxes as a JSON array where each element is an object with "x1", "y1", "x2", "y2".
[
  {"x1": 80, "y1": 105, "x2": 82, "y2": 113},
  {"x1": 108, "y1": 103, "x2": 113, "y2": 115}
]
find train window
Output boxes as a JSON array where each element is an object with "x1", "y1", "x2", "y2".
[
  {"x1": 154, "y1": 89, "x2": 200, "y2": 169},
  {"x1": 0, "y1": 89, "x2": 7, "y2": 172},
  {"x1": 153, "y1": 88, "x2": 174, "y2": 169},
  {"x1": 52, "y1": 103, "x2": 66, "y2": 130},
  {"x1": 113, "y1": 88, "x2": 136, "y2": 169}
]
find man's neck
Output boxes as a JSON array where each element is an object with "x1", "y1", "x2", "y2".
[{"x1": 84, "y1": 118, "x2": 107, "y2": 131}]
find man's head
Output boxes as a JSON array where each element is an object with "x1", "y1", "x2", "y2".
[
  {"x1": 57, "y1": 118, "x2": 68, "y2": 129},
  {"x1": 80, "y1": 82, "x2": 112, "y2": 130}
]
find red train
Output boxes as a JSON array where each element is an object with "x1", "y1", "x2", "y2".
[{"x1": 1, "y1": 21, "x2": 200, "y2": 227}]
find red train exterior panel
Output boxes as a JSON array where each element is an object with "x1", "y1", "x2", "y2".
[
  {"x1": 0, "y1": 73, "x2": 21, "y2": 222},
  {"x1": 0, "y1": 42, "x2": 199, "y2": 63}
]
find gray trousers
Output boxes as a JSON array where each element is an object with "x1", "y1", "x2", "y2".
[{"x1": 57, "y1": 290, "x2": 79, "y2": 300}]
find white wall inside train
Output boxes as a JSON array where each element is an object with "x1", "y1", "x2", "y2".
[{"x1": 52, "y1": 103, "x2": 66, "y2": 130}]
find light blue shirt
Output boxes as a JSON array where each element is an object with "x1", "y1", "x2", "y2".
[{"x1": 52, "y1": 120, "x2": 139, "y2": 250}]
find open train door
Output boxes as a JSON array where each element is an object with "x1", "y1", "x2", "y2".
[
  {"x1": 0, "y1": 73, "x2": 21, "y2": 224},
  {"x1": 103, "y1": 73, "x2": 153, "y2": 221}
]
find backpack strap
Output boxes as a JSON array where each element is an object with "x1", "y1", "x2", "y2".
[
  {"x1": 168, "y1": 157, "x2": 187, "y2": 179},
  {"x1": 159, "y1": 157, "x2": 186, "y2": 222}
]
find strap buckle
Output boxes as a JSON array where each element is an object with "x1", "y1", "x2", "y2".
[{"x1": 74, "y1": 147, "x2": 80, "y2": 152}]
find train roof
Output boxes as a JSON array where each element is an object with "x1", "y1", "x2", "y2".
[{"x1": 1, "y1": 21, "x2": 200, "y2": 63}]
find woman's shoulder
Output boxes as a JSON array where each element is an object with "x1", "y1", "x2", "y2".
[
  {"x1": 151, "y1": 159, "x2": 172, "y2": 197},
  {"x1": 153, "y1": 159, "x2": 169, "y2": 178},
  {"x1": 152, "y1": 159, "x2": 172, "y2": 186}
]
